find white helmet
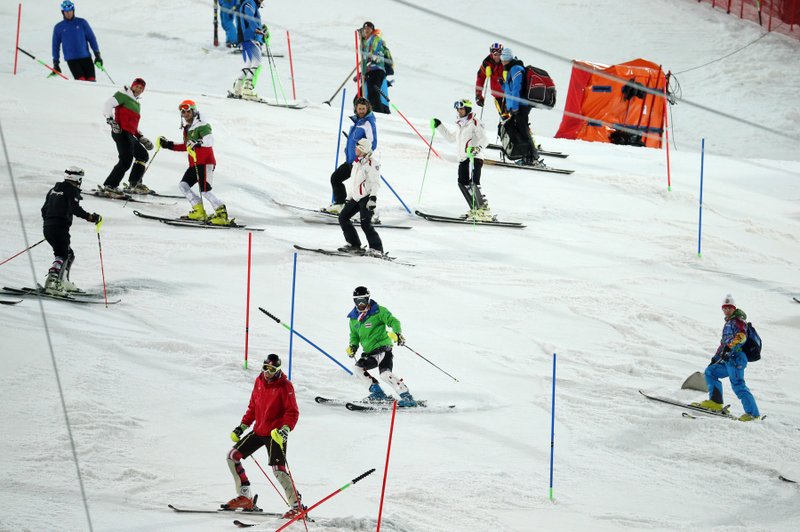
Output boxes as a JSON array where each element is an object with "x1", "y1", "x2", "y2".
[
  {"x1": 64, "y1": 166, "x2": 84, "y2": 187},
  {"x1": 356, "y1": 138, "x2": 372, "y2": 156}
]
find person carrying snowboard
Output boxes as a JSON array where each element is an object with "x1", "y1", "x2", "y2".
[
  {"x1": 431, "y1": 98, "x2": 492, "y2": 221},
  {"x1": 158, "y1": 100, "x2": 233, "y2": 225},
  {"x1": 225, "y1": 354, "x2": 304, "y2": 517},
  {"x1": 692, "y1": 294, "x2": 761, "y2": 421},
  {"x1": 346, "y1": 286, "x2": 416, "y2": 407},
  {"x1": 41, "y1": 167, "x2": 101, "y2": 295}
]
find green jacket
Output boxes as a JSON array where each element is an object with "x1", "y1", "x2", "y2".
[{"x1": 348, "y1": 300, "x2": 401, "y2": 354}]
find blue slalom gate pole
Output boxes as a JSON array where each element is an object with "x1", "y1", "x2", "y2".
[
  {"x1": 332, "y1": 89, "x2": 347, "y2": 203},
  {"x1": 698, "y1": 138, "x2": 705, "y2": 257},
  {"x1": 288, "y1": 252, "x2": 298, "y2": 380},
  {"x1": 259, "y1": 307, "x2": 353, "y2": 375},
  {"x1": 380, "y1": 175, "x2": 412, "y2": 214},
  {"x1": 549, "y1": 352, "x2": 557, "y2": 501}
]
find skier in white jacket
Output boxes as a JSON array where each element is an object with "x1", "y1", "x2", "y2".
[
  {"x1": 338, "y1": 138, "x2": 383, "y2": 255},
  {"x1": 431, "y1": 99, "x2": 492, "y2": 221}
]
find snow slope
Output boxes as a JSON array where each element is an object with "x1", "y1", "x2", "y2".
[{"x1": 1, "y1": 1, "x2": 799, "y2": 531}]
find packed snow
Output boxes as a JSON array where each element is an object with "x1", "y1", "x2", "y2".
[{"x1": 1, "y1": 1, "x2": 799, "y2": 531}]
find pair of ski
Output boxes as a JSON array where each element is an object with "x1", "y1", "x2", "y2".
[
  {"x1": 415, "y1": 210, "x2": 525, "y2": 228},
  {"x1": 293, "y1": 245, "x2": 414, "y2": 267},
  {"x1": 638, "y1": 390, "x2": 761, "y2": 421},
  {"x1": 87, "y1": 189, "x2": 180, "y2": 206},
  {"x1": 282, "y1": 202, "x2": 412, "y2": 230},
  {"x1": 225, "y1": 92, "x2": 308, "y2": 109},
  {"x1": 1, "y1": 286, "x2": 120, "y2": 305},
  {"x1": 315, "y1": 396, "x2": 455, "y2": 412},
  {"x1": 133, "y1": 210, "x2": 264, "y2": 231},
  {"x1": 168, "y1": 504, "x2": 315, "y2": 526}
]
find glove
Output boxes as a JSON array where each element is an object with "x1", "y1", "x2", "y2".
[
  {"x1": 89, "y1": 213, "x2": 102, "y2": 224},
  {"x1": 396, "y1": 332, "x2": 405, "y2": 346},
  {"x1": 366, "y1": 195, "x2": 377, "y2": 211},
  {"x1": 430, "y1": 118, "x2": 441, "y2": 130},
  {"x1": 158, "y1": 136, "x2": 174, "y2": 150},
  {"x1": 476, "y1": 95, "x2": 485, "y2": 107},
  {"x1": 271, "y1": 425, "x2": 290, "y2": 448},
  {"x1": 231, "y1": 423, "x2": 248, "y2": 443},
  {"x1": 139, "y1": 136, "x2": 154, "y2": 151},
  {"x1": 500, "y1": 112, "x2": 511, "y2": 121},
  {"x1": 466, "y1": 146, "x2": 481, "y2": 158},
  {"x1": 94, "y1": 52, "x2": 103, "y2": 68},
  {"x1": 107, "y1": 117, "x2": 121, "y2": 134},
  {"x1": 186, "y1": 139, "x2": 203, "y2": 150},
  {"x1": 346, "y1": 344, "x2": 358, "y2": 358}
]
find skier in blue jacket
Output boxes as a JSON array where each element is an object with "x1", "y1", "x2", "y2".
[
  {"x1": 230, "y1": 0, "x2": 264, "y2": 100},
  {"x1": 219, "y1": 0, "x2": 239, "y2": 48},
  {"x1": 51, "y1": 1, "x2": 101, "y2": 82},
  {"x1": 322, "y1": 97, "x2": 378, "y2": 215},
  {"x1": 500, "y1": 48, "x2": 545, "y2": 168}
]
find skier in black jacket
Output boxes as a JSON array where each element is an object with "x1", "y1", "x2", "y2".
[{"x1": 41, "y1": 167, "x2": 101, "y2": 295}]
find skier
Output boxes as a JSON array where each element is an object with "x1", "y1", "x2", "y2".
[
  {"x1": 41, "y1": 167, "x2": 101, "y2": 295},
  {"x1": 474, "y1": 43, "x2": 506, "y2": 115},
  {"x1": 692, "y1": 294, "x2": 761, "y2": 421},
  {"x1": 346, "y1": 287, "x2": 416, "y2": 407},
  {"x1": 358, "y1": 22, "x2": 390, "y2": 114},
  {"x1": 158, "y1": 100, "x2": 233, "y2": 225},
  {"x1": 322, "y1": 97, "x2": 378, "y2": 215},
  {"x1": 338, "y1": 138, "x2": 383, "y2": 255},
  {"x1": 100, "y1": 78, "x2": 154, "y2": 195},
  {"x1": 500, "y1": 48, "x2": 546, "y2": 168},
  {"x1": 225, "y1": 354, "x2": 304, "y2": 517},
  {"x1": 430, "y1": 99, "x2": 492, "y2": 221},
  {"x1": 219, "y1": 0, "x2": 239, "y2": 48},
  {"x1": 51, "y1": 0, "x2": 102, "y2": 82},
  {"x1": 231, "y1": 0, "x2": 265, "y2": 100}
]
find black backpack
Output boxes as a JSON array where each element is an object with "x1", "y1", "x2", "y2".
[{"x1": 742, "y1": 322, "x2": 762, "y2": 362}]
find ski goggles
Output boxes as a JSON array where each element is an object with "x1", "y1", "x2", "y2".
[
  {"x1": 262, "y1": 361, "x2": 281, "y2": 375},
  {"x1": 354, "y1": 296, "x2": 370, "y2": 308},
  {"x1": 453, "y1": 99, "x2": 473, "y2": 110},
  {"x1": 178, "y1": 103, "x2": 196, "y2": 112}
]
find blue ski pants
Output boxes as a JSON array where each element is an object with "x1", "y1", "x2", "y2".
[{"x1": 704, "y1": 351, "x2": 759, "y2": 416}]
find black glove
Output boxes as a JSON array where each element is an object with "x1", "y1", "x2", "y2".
[
  {"x1": 89, "y1": 213, "x2": 102, "y2": 224},
  {"x1": 366, "y1": 195, "x2": 377, "y2": 211},
  {"x1": 475, "y1": 95, "x2": 485, "y2": 107},
  {"x1": 431, "y1": 118, "x2": 441, "y2": 129},
  {"x1": 94, "y1": 52, "x2": 103, "y2": 67},
  {"x1": 107, "y1": 117, "x2": 121, "y2": 134},
  {"x1": 159, "y1": 136, "x2": 174, "y2": 150},
  {"x1": 396, "y1": 332, "x2": 405, "y2": 346}
]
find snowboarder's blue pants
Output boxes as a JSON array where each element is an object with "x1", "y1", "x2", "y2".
[{"x1": 704, "y1": 351, "x2": 759, "y2": 416}]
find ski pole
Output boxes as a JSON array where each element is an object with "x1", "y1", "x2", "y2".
[
  {"x1": 376, "y1": 401, "x2": 397, "y2": 532},
  {"x1": 323, "y1": 65, "x2": 357, "y2": 106},
  {"x1": 417, "y1": 127, "x2": 436, "y2": 204},
  {"x1": 377, "y1": 87, "x2": 441, "y2": 159},
  {"x1": 213, "y1": 0, "x2": 219, "y2": 47},
  {"x1": 144, "y1": 144, "x2": 161, "y2": 174},
  {"x1": 275, "y1": 469, "x2": 376, "y2": 532},
  {"x1": 250, "y1": 454, "x2": 288, "y2": 505},
  {"x1": 17, "y1": 47, "x2": 68, "y2": 79},
  {"x1": 0, "y1": 238, "x2": 45, "y2": 267},
  {"x1": 258, "y1": 308, "x2": 353, "y2": 375},
  {"x1": 379, "y1": 175, "x2": 411, "y2": 214},
  {"x1": 95, "y1": 63, "x2": 115, "y2": 85},
  {"x1": 283, "y1": 458, "x2": 309, "y2": 531},
  {"x1": 95, "y1": 218, "x2": 109, "y2": 308},
  {"x1": 402, "y1": 344, "x2": 459, "y2": 382}
]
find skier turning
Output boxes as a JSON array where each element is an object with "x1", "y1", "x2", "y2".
[
  {"x1": 337, "y1": 138, "x2": 383, "y2": 255},
  {"x1": 41, "y1": 167, "x2": 101, "y2": 295},
  {"x1": 346, "y1": 287, "x2": 417, "y2": 407},
  {"x1": 431, "y1": 99, "x2": 492, "y2": 221},
  {"x1": 225, "y1": 354, "x2": 305, "y2": 517},
  {"x1": 158, "y1": 100, "x2": 233, "y2": 225}
]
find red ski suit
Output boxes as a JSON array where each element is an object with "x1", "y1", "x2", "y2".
[
  {"x1": 475, "y1": 54, "x2": 505, "y2": 101},
  {"x1": 240, "y1": 372, "x2": 299, "y2": 437}
]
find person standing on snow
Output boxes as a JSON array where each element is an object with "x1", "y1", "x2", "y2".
[
  {"x1": 474, "y1": 43, "x2": 506, "y2": 116},
  {"x1": 51, "y1": 1, "x2": 102, "y2": 82},
  {"x1": 500, "y1": 48, "x2": 545, "y2": 168},
  {"x1": 225, "y1": 354, "x2": 305, "y2": 517},
  {"x1": 230, "y1": 0, "x2": 265, "y2": 100},
  {"x1": 692, "y1": 294, "x2": 761, "y2": 421},
  {"x1": 158, "y1": 100, "x2": 233, "y2": 226},
  {"x1": 41, "y1": 167, "x2": 101, "y2": 295},
  {"x1": 219, "y1": 0, "x2": 239, "y2": 48},
  {"x1": 358, "y1": 21, "x2": 390, "y2": 114},
  {"x1": 100, "y1": 78, "x2": 154, "y2": 196},
  {"x1": 346, "y1": 287, "x2": 416, "y2": 407},
  {"x1": 322, "y1": 97, "x2": 378, "y2": 215},
  {"x1": 431, "y1": 99, "x2": 492, "y2": 221},
  {"x1": 337, "y1": 138, "x2": 383, "y2": 255}
]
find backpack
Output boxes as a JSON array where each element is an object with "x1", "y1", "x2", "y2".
[
  {"x1": 525, "y1": 66, "x2": 556, "y2": 109},
  {"x1": 383, "y1": 43, "x2": 394, "y2": 76},
  {"x1": 742, "y1": 322, "x2": 762, "y2": 362}
]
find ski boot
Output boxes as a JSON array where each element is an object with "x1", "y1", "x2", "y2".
[
  {"x1": 241, "y1": 79, "x2": 259, "y2": 101},
  {"x1": 185, "y1": 203, "x2": 208, "y2": 221},
  {"x1": 691, "y1": 399, "x2": 724, "y2": 412},
  {"x1": 125, "y1": 181, "x2": 152, "y2": 195},
  {"x1": 738, "y1": 413, "x2": 761, "y2": 422},
  {"x1": 466, "y1": 207, "x2": 495, "y2": 222},
  {"x1": 397, "y1": 391, "x2": 417, "y2": 407},
  {"x1": 209, "y1": 205, "x2": 233, "y2": 226},
  {"x1": 322, "y1": 203, "x2": 344, "y2": 215},
  {"x1": 222, "y1": 495, "x2": 254, "y2": 511},
  {"x1": 281, "y1": 502, "x2": 307, "y2": 519},
  {"x1": 98, "y1": 184, "x2": 124, "y2": 198},
  {"x1": 338, "y1": 244, "x2": 364, "y2": 254},
  {"x1": 364, "y1": 383, "x2": 389, "y2": 402},
  {"x1": 43, "y1": 274, "x2": 67, "y2": 296}
]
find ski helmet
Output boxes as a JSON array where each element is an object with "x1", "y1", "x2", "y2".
[
  {"x1": 453, "y1": 99, "x2": 473, "y2": 114},
  {"x1": 489, "y1": 42, "x2": 503, "y2": 54},
  {"x1": 353, "y1": 286, "x2": 370, "y2": 311},
  {"x1": 63, "y1": 166, "x2": 84, "y2": 187},
  {"x1": 262, "y1": 353, "x2": 282, "y2": 377},
  {"x1": 178, "y1": 99, "x2": 197, "y2": 113},
  {"x1": 355, "y1": 138, "x2": 372, "y2": 157},
  {"x1": 61, "y1": 1, "x2": 75, "y2": 12}
]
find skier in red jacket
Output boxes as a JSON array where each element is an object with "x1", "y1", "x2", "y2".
[
  {"x1": 475, "y1": 43, "x2": 506, "y2": 115},
  {"x1": 224, "y1": 354, "x2": 303, "y2": 516}
]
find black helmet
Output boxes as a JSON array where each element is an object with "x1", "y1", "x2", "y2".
[
  {"x1": 262, "y1": 354, "x2": 282, "y2": 377},
  {"x1": 353, "y1": 286, "x2": 370, "y2": 311}
]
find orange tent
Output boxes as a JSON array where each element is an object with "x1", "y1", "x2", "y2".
[{"x1": 555, "y1": 59, "x2": 668, "y2": 148}]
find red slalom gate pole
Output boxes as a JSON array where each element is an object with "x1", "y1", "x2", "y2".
[
  {"x1": 95, "y1": 223, "x2": 109, "y2": 308},
  {"x1": 251, "y1": 455, "x2": 288, "y2": 505},
  {"x1": 384, "y1": 96, "x2": 442, "y2": 159},
  {"x1": 376, "y1": 400, "x2": 398, "y2": 532},
  {"x1": 0, "y1": 238, "x2": 45, "y2": 267},
  {"x1": 354, "y1": 30, "x2": 361, "y2": 98},
  {"x1": 663, "y1": 77, "x2": 672, "y2": 191},
  {"x1": 286, "y1": 30, "x2": 297, "y2": 100},
  {"x1": 14, "y1": 4, "x2": 22, "y2": 75},
  {"x1": 244, "y1": 232, "x2": 253, "y2": 369},
  {"x1": 275, "y1": 469, "x2": 376, "y2": 532}
]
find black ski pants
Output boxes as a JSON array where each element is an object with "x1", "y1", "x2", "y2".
[
  {"x1": 457, "y1": 158, "x2": 483, "y2": 186},
  {"x1": 507, "y1": 106, "x2": 538, "y2": 161},
  {"x1": 66, "y1": 57, "x2": 96, "y2": 81},
  {"x1": 105, "y1": 131, "x2": 149, "y2": 188},
  {"x1": 43, "y1": 225, "x2": 74, "y2": 279},
  {"x1": 330, "y1": 162, "x2": 352, "y2": 205},
  {"x1": 365, "y1": 70, "x2": 390, "y2": 114},
  {"x1": 339, "y1": 196, "x2": 383, "y2": 252},
  {"x1": 356, "y1": 347, "x2": 394, "y2": 384}
]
